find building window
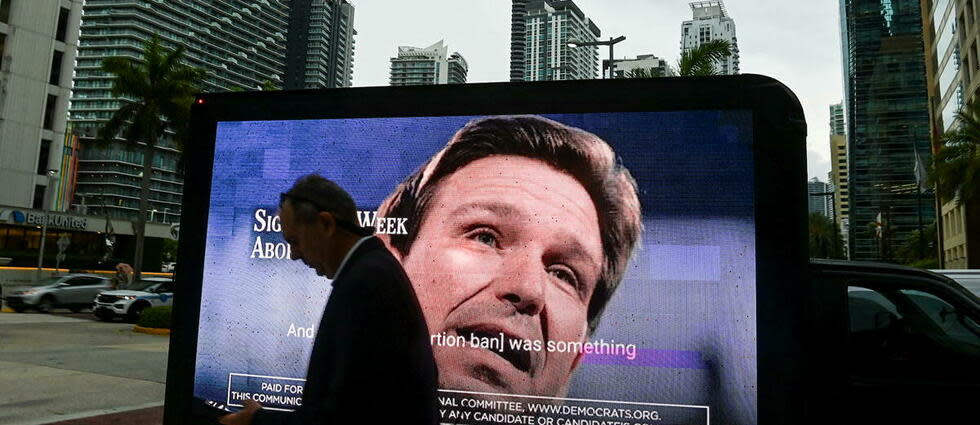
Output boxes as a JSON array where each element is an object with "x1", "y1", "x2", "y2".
[
  {"x1": 36, "y1": 139, "x2": 51, "y2": 175},
  {"x1": 43, "y1": 94, "x2": 57, "y2": 130},
  {"x1": 0, "y1": 0, "x2": 10, "y2": 24},
  {"x1": 55, "y1": 7, "x2": 69, "y2": 42},
  {"x1": 49, "y1": 51, "x2": 63, "y2": 85},
  {"x1": 33, "y1": 185, "x2": 45, "y2": 209}
]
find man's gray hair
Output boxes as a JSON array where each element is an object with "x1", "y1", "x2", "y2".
[{"x1": 281, "y1": 174, "x2": 359, "y2": 227}]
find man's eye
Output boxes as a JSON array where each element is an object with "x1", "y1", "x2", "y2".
[
  {"x1": 549, "y1": 266, "x2": 579, "y2": 288},
  {"x1": 474, "y1": 231, "x2": 497, "y2": 246},
  {"x1": 466, "y1": 227, "x2": 500, "y2": 248}
]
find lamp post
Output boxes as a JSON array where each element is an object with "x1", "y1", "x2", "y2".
[
  {"x1": 36, "y1": 169, "x2": 58, "y2": 282},
  {"x1": 163, "y1": 207, "x2": 169, "y2": 224},
  {"x1": 567, "y1": 35, "x2": 626, "y2": 79},
  {"x1": 150, "y1": 209, "x2": 158, "y2": 223}
]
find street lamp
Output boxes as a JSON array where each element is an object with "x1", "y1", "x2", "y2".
[
  {"x1": 36, "y1": 169, "x2": 58, "y2": 282},
  {"x1": 163, "y1": 207, "x2": 169, "y2": 224},
  {"x1": 567, "y1": 35, "x2": 626, "y2": 79},
  {"x1": 150, "y1": 209, "x2": 158, "y2": 223}
]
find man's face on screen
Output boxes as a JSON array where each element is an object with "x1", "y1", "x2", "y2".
[{"x1": 399, "y1": 155, "x2": 604, "y2": 397}]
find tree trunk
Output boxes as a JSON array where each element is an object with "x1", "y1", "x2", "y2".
[{"x1": 133, "y1": 139, "x2": 156, "y2": 281}]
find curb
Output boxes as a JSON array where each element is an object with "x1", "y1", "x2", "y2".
[
  {"x1": 1, "y1": 307, "x2": 15, "y2": 313},
  {"x1": 133, "y1": 325, "x2": 170, "y2": 336}
]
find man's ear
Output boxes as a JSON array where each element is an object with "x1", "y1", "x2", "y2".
[{"x1": 317, "y1": 211, "x2": 337, "y2": 236}]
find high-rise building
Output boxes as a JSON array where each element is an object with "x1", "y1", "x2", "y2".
[
  {"x1": 604, "y1": 54, "x2": 676, "y2": 78},
  {"x1": 448, "y1": 52, "x2": 469, "y2": 84},
  {"x1": 389, "y1": 40, "x2": 467, "y2": 86},
  {"x1": 512, "y1": 0, "x2": 601, "y2": 81},
  {"x1": 0, "y1": 0, "x2": 83, "y2": 210},
  {"x1": 841, "y1": 0, "x2": 935, "y2": 261},
  {"x1": 510, "y1": 0, "x2": 528, "y2": 82},
  {"x1": 830, "y1": 102, "x2": 846, "y2": 136},
  {"x1": 829, "y1": 102, "x2": 850, "y2": 256},
  {"x1": 680, "y1": 1, "x2": 740, "y2": 75},
  {"x1": 69, "y1": 0, "x2": 290, "y2": 222},
  {"x1": 809, "y1": 177, "x2": 832, "y2": 218},
  {"x1": 922, "y1": 0, "x2": 979, "y2": 268},
  {"x1": 284, "y1": 0, "x2": 356, "y2": 89}
]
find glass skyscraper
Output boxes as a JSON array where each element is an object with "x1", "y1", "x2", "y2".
[
  {"x1": 69, "y1": 0, "x2": 290, "y2": 222},
  {"x1": 840, "y1": 0, "x2": 935, "y2": 261},
  {"x1": 284, "y1": 0, "x2": 355, "y2": 89}
]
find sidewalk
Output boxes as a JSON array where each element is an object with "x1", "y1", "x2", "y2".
[{"x1": 41, "y1": 405, "x2": 163, "y2": 425}]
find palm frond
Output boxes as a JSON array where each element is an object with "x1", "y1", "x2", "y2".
[
  {"x1": 678, "y1": 39, "x2": 732, "y2": 77},
  {"x1": 97, "y1": 102, "x2": 140, "y2": 145},
  {"x1": 930, "y1": 100, "x2": 980, "y2": 205},
  {"x1": 102, "y1": 57, "x2": 149, "y2": 100}
]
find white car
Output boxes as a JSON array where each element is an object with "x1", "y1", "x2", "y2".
[{"x1": 93, "y1": 277, "x2": 174, "y2": 322}]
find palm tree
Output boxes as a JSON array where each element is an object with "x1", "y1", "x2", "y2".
[
  {"x1": 930, "y1": 100, "x2": 980, "y2": 206},
  {"x1": 98, "y1": 34, "x2": 207, "y2": 279},
  {"x1": 809, "y1": 212, "x2": 846, "y2": 259},
  {"x1": 677, "y1": 39, "x2": 733, "y2": 77}
]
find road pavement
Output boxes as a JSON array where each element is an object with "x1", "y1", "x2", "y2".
[{"x1": 0, "y1": 310, "x2": 168, "y2": 425}]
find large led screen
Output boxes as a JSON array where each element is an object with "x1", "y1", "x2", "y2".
[{"x1": 193, "y1": 111, "x2": 757, "y2": 425}]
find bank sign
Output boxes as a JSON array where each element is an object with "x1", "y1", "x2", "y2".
[{"x1": 0, "y1": 209, "x2": 88, "y2": 230}]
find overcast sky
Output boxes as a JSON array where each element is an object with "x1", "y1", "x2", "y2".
[{"x1": 348, "y1": 0, "x2": 842, "y2": 181}]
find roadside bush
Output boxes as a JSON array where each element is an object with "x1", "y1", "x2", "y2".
[{"x1": 137, "y1": 306, "x2": 172, "y2": 329}]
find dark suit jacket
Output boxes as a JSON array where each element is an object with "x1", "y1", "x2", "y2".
[{"x1": 254, "y1": 236, "x2": 439, "y2": 424}]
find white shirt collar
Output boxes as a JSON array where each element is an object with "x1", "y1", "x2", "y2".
[{"x1": 332, "y1": 236, "x2": 373, "y2": 280}]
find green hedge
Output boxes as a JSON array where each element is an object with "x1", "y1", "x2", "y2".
[{"x1": 138, "y1": 306, "x2": 172, "y2": 329}]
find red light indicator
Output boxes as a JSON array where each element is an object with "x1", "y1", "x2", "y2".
[{"x1": 196, "y1": 98, "x2": 205, "y2": 104}]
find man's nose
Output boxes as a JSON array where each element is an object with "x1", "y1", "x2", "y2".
[{"x1": 495, "y1": 254, "x2": 546, "y2": 316}]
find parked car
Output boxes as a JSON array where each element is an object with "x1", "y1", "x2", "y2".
[
  {"x1": 2, "y1": 274, "x2": 111, "y2": 313},
  {"x1": 811, "y1": 259, "x2": 980, "y2": 422},
  {"x1": 93, "y1": 277, "x2": 174, "y2": 322},
  {"x1": 932, "y1": 269, "x2": 980, "y2": 297}
]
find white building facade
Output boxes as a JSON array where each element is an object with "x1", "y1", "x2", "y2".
[
  {"x1": 680, "y1": 0, "x2": 740, "y2": 75},
  {"x1": 605, "y1": 54, "x2": 675, "y2": 78},
  {"x1": 0, "y1": 0, "x2": 83, "y2": 210},
  {"x1": 389, "y1": 40, "x2": 466, "y2": 86},
  {"x1": 522, "y1": 0, "x2": 600, "y2": 81}
]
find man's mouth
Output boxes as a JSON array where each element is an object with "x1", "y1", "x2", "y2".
[{"x1": 455, "y1": 326, "x2": 533, "y2": 375}]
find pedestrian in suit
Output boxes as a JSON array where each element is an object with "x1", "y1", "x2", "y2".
[{"x1": 219, "y1": 174, "x2": 439, "y2": 425}]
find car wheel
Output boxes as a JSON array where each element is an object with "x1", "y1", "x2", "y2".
[
  {"x1": 37, "y1": 296, "x2": 55, "y2": 313},
  {"x1": 128, "y1": 303, "x2": 147, "y2": 323}
]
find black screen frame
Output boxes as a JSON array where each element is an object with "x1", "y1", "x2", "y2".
[{"x1": 165, "y1": 75, "x2": 809, "y2": 424}]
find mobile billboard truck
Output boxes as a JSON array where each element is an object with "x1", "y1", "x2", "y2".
[{"x1": 164, "y1": 77, "x2": 809, "y2": 425}]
